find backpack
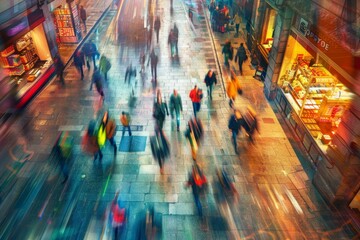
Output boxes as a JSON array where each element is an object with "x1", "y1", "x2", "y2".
[{"x1": 97, "y1": 124, "x2": 107, "y2": 148}]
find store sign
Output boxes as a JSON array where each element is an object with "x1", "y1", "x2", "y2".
[{"x1": 298, "y1": 18, "x2": 329, "y2": 51}]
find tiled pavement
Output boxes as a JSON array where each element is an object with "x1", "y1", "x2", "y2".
[{"x1": 0, "y1": 0, "x2": 359, "y2": 239}]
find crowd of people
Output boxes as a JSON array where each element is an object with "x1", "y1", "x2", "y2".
[{"x1": 51, "y1": 2, "x2": 261, "y2": 238}]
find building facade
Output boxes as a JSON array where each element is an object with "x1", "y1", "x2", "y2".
[{"x1": 245, "y1": 0, "x2": 360, "y2": 211}]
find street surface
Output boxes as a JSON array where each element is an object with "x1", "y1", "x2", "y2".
[{"x1": 0, "y1": 0, "x2": 358, "y2": 239}]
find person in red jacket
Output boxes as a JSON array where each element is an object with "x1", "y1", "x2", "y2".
[
  {"x1": 189, "y1": 85, "x2": 203, "y2": 117},
  {"x1": 111, "y1": 192, "x2": 126, "y2": 239}
]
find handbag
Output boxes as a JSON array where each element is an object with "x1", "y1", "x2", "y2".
[{"x1": 97, "y1": 124, "x2": 107, "y2": 148}]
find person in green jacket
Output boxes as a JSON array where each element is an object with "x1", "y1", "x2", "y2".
[
  {"x1": 169, "y1": 89, "x2": 183, "y2": 131},
  {"x1": 99, "y1": 55, "x2": 111, "y2": 81}
]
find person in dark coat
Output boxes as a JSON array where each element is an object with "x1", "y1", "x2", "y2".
[
  {"x1": 234, "y1": 43, "x2": 247, "y2": 75},
  {"x1": 153, "y1": 91, "x2": 169, "y2": 130},
  {"x1": 125, "y1": 64, "x2": 136, "y2": 85},
  {"x1": 154, "y1": 16, "x2": 161, "y2": 43},
  {"x1": 82, "y1": 40, "x2": 99, "y2": 69},
  {"x1": 79, "y1": 5, "x2": 87, "y2": 32},
  {"x1": 228, "y1": 109, "x2": 245, "y2": 154},
  {"x1": 173, "y1": 23, "x2": 179, "y2": 55},
  {"x1": 147, "y1": 49, "x2": 158, "y2": 81},
  {"x1": 204, "y1": 69, "x2": 217, "y2": 100},
  {"x1": 90, "y1": 69, "x2": 104, "y2": 101},
  {"x1": 73, "y1": 49, "x2": 85, "y2": 80},
  {"x1": 169, "y1": 89, "x2": 183, "y2": 131},
  {"x1": 54, "y1": 56, "x2": 65, "y2": 85},
  {"x1": 168, "y1": 29, "x2": 177, "y2": 57},
  {"x1": 222, "y1": 40, "x2": 233, "y2": 67}
]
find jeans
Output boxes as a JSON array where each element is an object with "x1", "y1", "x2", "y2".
[
  {"x1": 176, "y1": 112, "x2": 180, "y2": 128},
  {"x1": 94, "y1": 149, "x2": 103, "y2": 161},
  {"x1": 76, "y1": 65, "x2": 84, "y2": 79},
  {"x1": 109, "y1": 137, "x2": 117, "y2": 155},
  {"x1": 192, "y1": 102, "x2": 200, "y2": 117},
  {"x1": 238, "y1": 60, "x2": 244, "y2": 75},
  {"x1": 232, "y1": 130, "x2": 238, "y2": 152},
  {"x1": 207, "y1": 84, "x2": 213, "y2": 99},
  {"x1": 151, "y1": 64, "x2": 157, "y2": 80},
  {"x1": 122, "y1": 125, "x2": 132, "y2": 136},
  {"x1": 235, "y1": 24, "x2": 239, "y2": 34}
]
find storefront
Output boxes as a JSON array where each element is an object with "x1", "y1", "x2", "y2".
[
  {"x1": 0, "y1": 8, "x2": 55, "y2": 109},
  {"x1": 274, "y1": 12, "x2": 360, "y2": 208},
  {"x1": 51, "y1": 0, "x2": 81, "y2": 44}
]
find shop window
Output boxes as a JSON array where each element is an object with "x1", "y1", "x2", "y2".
[
  {"x1": 277, "y1": 31, "x2": 355, "y2": 168},
  {"x1": 0, "y1": 24, "x2": 51, "y2": 100},
  {"x1": 260, "y1": 7, "x2": 276, "y2": 53}
]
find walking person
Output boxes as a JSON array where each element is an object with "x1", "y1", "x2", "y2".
[
  {"x1": 173, "y1": 23, "x2": 179, "y2": 55},
  {"x1": 147, "y1": 49, "x2": 158, "y2": 81},
  {"x1": 82, "y1": 120, "x2": 103, "y2": 162},
  {"x1": 90, "y1": 69, "x2": 105, "y2": 102},
  {"x1": 99, "y1": 55, "x2": 112, "y2": 81},
  {"x1": 168, "y1": 29, "x2": 177, "y2": 58},
  {"x1": 189, "y1": 85, "x2": 203, "y2": 117},
  {"x1": 54, "y1": 55, "x2": 65, "y2": 85},
  {"x1": 83, "y1": 40, "x2": 99, "y2": 69},
  {"x1": 234, "y1": 43, "x2": 247, "y2": 75},
  {"x1": 169, "y1": 89, "x2": 183, "y2": 131},
  {"x1": 186, "y1": 164, "x2": 207, "y2": 217},
  {"x1": 120, "y1": 111, "x2": 132, "y2": 137},
  {"x1": 79, "y1": 5, "x2": 87, "y2": 32},
  {"x1": 226, "y1": 70, "x2": 242, "y2": 108},
  {"x1": 73, "y1": 49, "x2": 85, "y2": 80},
  {"x1": 153, "y1": 91, "x2": 169, "y2": 131},
  {"x1": 102, "y1": 110, "x2": 117, "y2": 156},
  {"x1": 222, "y1": 40, "x2": 233, "y2": 67},
  {"x1": 124, "y1": 63, "x2": 137, "y2": 86},
  {"x1": 154, "y1": 16, "x2": 161, "y2": 43},
  {"x1": 111, "y1": 192, "x2": 126, "y2": 240},
  {"x1": 233, "y1": 12, "x2": 242, "y2": 36},
  {"x1": 228, "y1": 109, "x2": 244, "y2": 154},
  {"x1": 204, "y1": 69, "x2": 217, "y2": 100}
]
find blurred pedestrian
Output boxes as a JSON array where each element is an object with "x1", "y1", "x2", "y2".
[
  {"x1": 153, "y1": 90, "x2": 169, "y2": 130},
  {"x1": 233, "y1": 12, "x2": 242, "y2": 36},
  {"x1": 79, "y1": 5, "x2": 87, "y2": 32},
  {"x1": 90, "y1": 69, "x2": 105, "y2": 101},
  {"x1": 99, "y1": 55, "x2": 112, "y2": 81},
  {"x1": 102, "y1": 110, "x2": 117, "y2": 156},
  {"x1": 139, "y1": 51, "x2": 146, "y2": 73},
  {"x1": 82, "y1": 120, "x2": 103, "y2": 162},
  {"x1": 147, "y1": 49, "x2": 158, "y2": 81},
  {"x1": 235, "y1": 43, "x2": 247, "y2": 75},
  {"x1": 168, "y1": 29, "x2": 177, "y2": 58},
  {"x1": 173, "y1": 23, "x2": 179, "y2": 55},
  {"x1": 83, "y1": 40, "x2": 99, "y2": 69},
  {"x1": 169, "y1": 89, "x2": 183, "y2": 131},
  {"x1": 228, "y1": 109, "x2": 244, "y2": 154},
  {"x1": 125, "y1": 63, "x2": 137, "y2": 86},
  {"x1": 120, "y1": 111, "x2": 132, "y2": 137},
  {"x1": 226, "y1": 70, "x2": 242, "y2": 108},
  {"x1": 150, "y1": 128, "x2": 170, "y2": 174},
  {"x1": 222, "y1": 40, "x2": 233, "y2": 67},
  {"x1": 186, "y1": 164, "x2": 207, "y2": 217},
  {"x1": 111, "y1": 192, "x2": 126, "y2": 240},
  {"x1": 154, "y1": 16, "x2": 161, "y2": 43},
  {"x1": 53, "y1": 132, "x2": 73, "y2": 183},
  {"x1": 54, "y1": 56, "x2": 65, "y2": 85},
  {"x1": 73, "y1": 49, "x2": 85, "y2": 80},
  {"x1": 189, "y1": 85, "x2": 203, "y2": 117},
  {"x1": 204, "y1": 69, "x2": 217, "y2": 100}
]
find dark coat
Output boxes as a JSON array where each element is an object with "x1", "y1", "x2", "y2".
[
  {"x1": 74, "y1": 51, "x2": 85, "y2": 67},
  {"x1": 83, "y1": 42, "x2": 98, "y2": 57},
  {"x1": 204, "y1": 73, "x2": 217, "y2": 86},
  {"x1": 153, "y1": 101, "x2": 169, "y2": 121},
  {"x1": 154, "y1": 17, "x2": 161, "y2": 31},
  {"x1": 228, "y1": 115, "x2": 244, "y2": 134},
  {"x1": 235, "y1": 46, "x2": 247, "y2": 63}
]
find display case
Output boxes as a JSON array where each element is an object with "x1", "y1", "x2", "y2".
[
  {"x1": 280, "y1": 55, "x2": 353, "y2": 142},
  {"x1": 53, "y1": 3, "x2": 81, "y2": 43}
]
